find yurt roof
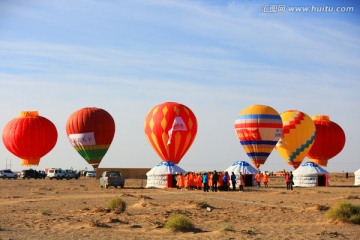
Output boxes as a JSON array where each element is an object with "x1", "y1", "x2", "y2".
[
  {"x1": 355, "y1": 168, "x2": 360, "y2": 175},
  {"x1": 146, "y1": 161, "x2": 186, "y2": 176},
  {"x1": 293, "y1": 162, "x2": 329, "y2": 176},
  {"x1": 225, "y1": 161, "x2": 258, "y2": 175}
]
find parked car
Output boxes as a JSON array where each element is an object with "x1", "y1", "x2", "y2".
[
  {"x1": 99, "y1": 171, "x2": 125, "y2": 189},
  {"x1": 62, "y1": 169, "x2": 79, "y2": 180},
  {"x1": 47, "y1": 168, "x2": 65, "y2": 180},
  {"x1": 86, "y1": 171, "x2": 96, "y2": 178},
  {"x1": 0, "y1": 169, "x2": 18, "y2": 179},
  {"x1": 20, "y1": 169, "x2": 46, "y2": 179}
]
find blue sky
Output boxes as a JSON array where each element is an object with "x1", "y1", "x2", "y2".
[{"x1": 0, "y1": 0, "x2": 359, "y2": 172}]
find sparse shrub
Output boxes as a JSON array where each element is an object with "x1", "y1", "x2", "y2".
[
  {"x1": 326, "y1": 202, "x2": 360, "y2": 224},
  {"x1": 221, "y1": 222, "x2": 235, "y2": 231},
  {"x1": 165, "y1": 214, "x2": 194, "y2": 232},
  {"x1": 317, "y1": 204, "x2": 330, "y2": 211},
  {"x1": 106, "y1": 197, "x2": 126, "y2": 212},
  {"x1": 346, "y1": 195, "x2": 360, "y2": 199},
  {"x1": 38, "y1": 209, "x2": 52, "y2": 216}
]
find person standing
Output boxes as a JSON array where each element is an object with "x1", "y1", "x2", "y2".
[
  {"x1": 218, "y1": 172, "x2": 224, "y2": 191},
  {"x1": 238, "y1": 173, "x2": 244, "y2": 191},
  {"x1": 212, "y1": 170, "x2": 219, "y2": 192},
  {"x1": 223, "y1": 171, "x2": 229, "y2": 191},
  {"x1": 231, "y1": 172, "x2": 237, "y2": 191},
  {"x1": 289, "y1": 171, "x2": 294, "y2": 190},
  {"x1": 285, "y1": 172, "x2": 290, "y2": 190},
  {"x1": 202, "y1": 172, "x2": 209, "y2": 192},
  {"x1": 176, "y1": 173, "x2": 185, "y2": 189},
  {"x1": 196, "y1": 173, "x2": 202, "y2": 190},
  {"x1": 255, "y1": 171, "x2": 262, "y2": 187},
  {"x1": 263, "y1": 172, "x2": 269, "y2": 188}
]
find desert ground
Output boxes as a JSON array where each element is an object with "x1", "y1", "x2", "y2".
[{"x1": 0, "y1": 173, "x2": 359, "y2": 240}]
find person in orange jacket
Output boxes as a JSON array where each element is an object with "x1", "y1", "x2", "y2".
[
  {"x1": 207, "y1": 172, "x2": 213, "y2": 191},
  {"x1": 196, "y1": 173, "x2": 202, "y2": 190},
  {"x1": 188, "y1": 172, "x2": 195, "y2": 190},
  {"x1": 176, "y1": 173, "x2": 185, "y2": 189},
  {"x1": 218, "y1": 172, "x2": 224, "y2": 191},
  {"x1": 184, "y1": 173, "x2": 190, "y2": 190},
  {"x1": 263, "y1": 172, "x2": 269, "y2": 188},
  {"x1": 255, "y1": 171, "x2": 262, "y2": 187}
]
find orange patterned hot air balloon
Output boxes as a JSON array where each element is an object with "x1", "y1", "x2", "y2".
[
  {"x1": 66, "y1": 107, "x2": 115, "y2": 169},
  {"x1": 2, "y1": 111, "x2": 58, "y2": 166},
  {"x1": 276, "y1": 110, "x2": 316, "y2": 169},
  {"x1": 307, "y1": 115, "x2": 345, "y2": 166},
  {"x1": 144, "y1": 102, "x2": 197, "y2": 164}
]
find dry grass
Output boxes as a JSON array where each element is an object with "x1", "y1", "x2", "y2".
[
  {"x1": 326, "y1": 202, "x2": 360, "y2": 224},
  {"x1": 164, "y1": 214, "x2": 194, "y2": 232},
  {"x1": 221, "y1": 222, "x2": 235, "y2": 231},
  {"x1": 38, "y1": 209, "x2": 52, "y2": 216}
]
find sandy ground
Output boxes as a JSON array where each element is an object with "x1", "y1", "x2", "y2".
[{"x1": 0, "y1": 173, "x2": 359, "y2": 240}]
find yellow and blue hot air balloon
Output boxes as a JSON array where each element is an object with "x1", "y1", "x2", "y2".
[
  {"x1": 234, "y1": 105, "x2": 283, "y2": 169},
  {"x1": 275, "y1": 110, "x2": 316, "y2": 169}
]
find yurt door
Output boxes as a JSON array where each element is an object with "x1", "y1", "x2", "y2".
[{"x1": 318, "y1": 174, "x2": 326, "y2": 186}]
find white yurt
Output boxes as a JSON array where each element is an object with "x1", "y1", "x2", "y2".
[
  {"x1": 225, "y1": 161, "x2": 258, "y2": 187},
  {"x1": 354, "y1": 168, "x2": 360, "y2": 186},
  {"x1": 293, "y1": 162, "x2": 329, "y2": 187},
  {"x1": 146, "y1": 161, "x2": 186, "y2": 188}
]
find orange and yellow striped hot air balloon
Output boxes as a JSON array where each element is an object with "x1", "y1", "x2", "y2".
[
  {"x1": 144, "y1": 102, "x2": 197, "y2": 164},
  {"x1": 275, "y1": 110, "x2": 316, "y2": 169},
  {"x1": 234, "y1": 104, "x2": 283, "y2": 169}
]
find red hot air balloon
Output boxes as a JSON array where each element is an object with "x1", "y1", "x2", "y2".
[
  {"x1": 2, "y1": 111, "x2": 58, "y2": 166},
  {"x1": 307, "y1": 115, "x2": 346, "y2": 167},
  {"x1": 144, "y1": 102, "x2": 198, "y2": 164},
  {"x1": 66, "y1": 107, "x2": 115, "y2": 169}
]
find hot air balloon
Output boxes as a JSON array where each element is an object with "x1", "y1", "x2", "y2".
[
  {"x1": 144, "y1": 102, "x2": 197, "y2": 164},
  {"x1": 66, "y1": 107, "x2": 115, "y2": 169},
  {"x1": 275, "y1": 110, "x2": 316, "y2": 169},
  {"x1": 307, "y1": 115, "x2": 345, "y2": 166},
  {"x1": 234, "y1": 104, "x2": 283, "y2": 169},
  {"x1": 2, "y1": 111, "x2": 58, "y2": 166}
]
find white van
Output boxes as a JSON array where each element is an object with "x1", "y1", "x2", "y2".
[{"x1": 47, "y1": 168, "x2": 65, "y2": 180}]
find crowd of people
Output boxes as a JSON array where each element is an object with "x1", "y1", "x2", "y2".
[{"x1": 174, "y1": 170, "x2": 294, "y2": 192}]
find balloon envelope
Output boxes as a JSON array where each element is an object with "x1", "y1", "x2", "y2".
[
  {"x1": 276, "y1": 110, "x2": 316, "y2": 169},
  {"x1": 307, "y1": 115, "x2": 345, "y2": 166},
  {"x1": 66, "y1": 107, "x2": 115, "y2": 169},
  {"x1": 2, "y1": 111, "x2": 58, "y2": 166},
  {"x1": 144, "y1": 102, "x2": 197, "y2": 164},
  {"x1": 234, "y1": 104, "x2": 283, "y2": 168}
]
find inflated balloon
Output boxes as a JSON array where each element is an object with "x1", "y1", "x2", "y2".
[
  {"x1": 276, "y1": 110, "x2": 316, "y2": 169},
  {"x1": 144, "y1": 102, "x2": 197, "y2": 164},
  {"x1": 66, "y1": 107, "x2": 115, "y2": 169},
  {"x1": 234, "y1": 105, "x2": 283, "y2": 168},
  {"x1": 2, "y1": 111, "x2": 58, "y2": 166},
  {"x1": 307, "y1": 115, "x2": 345, "y2": 166}
]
